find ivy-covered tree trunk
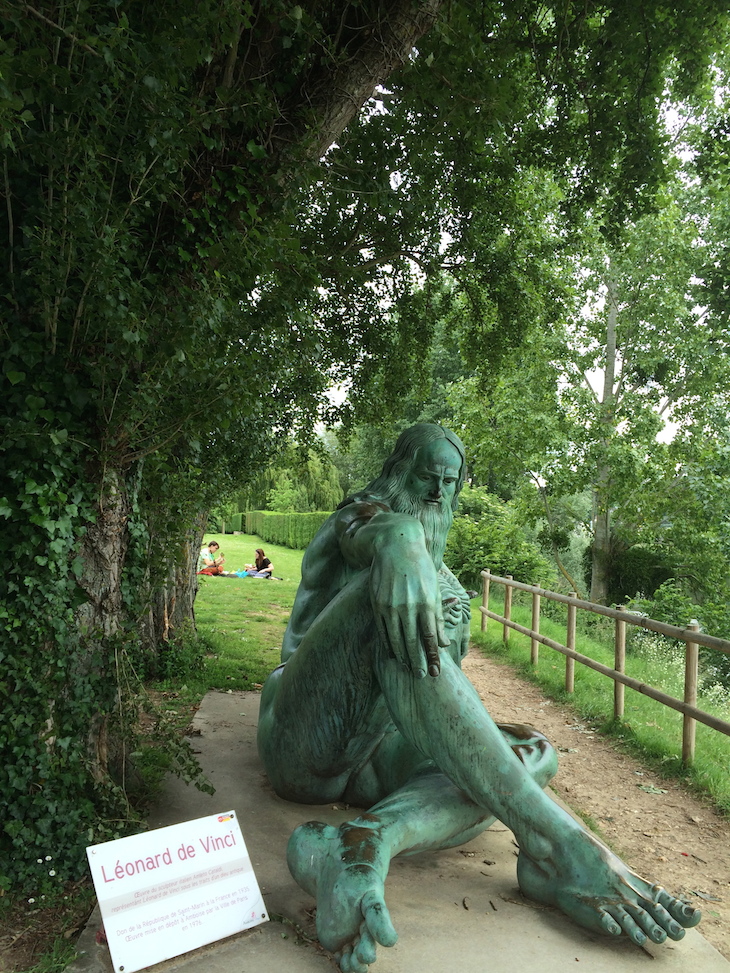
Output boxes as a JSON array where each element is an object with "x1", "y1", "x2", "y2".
[
  {"x1": 143, "y1": 514, "x2": 207, "y2": 650},
  {"x1": 73, "y1": 469, "x2": 132, "y2": 784},
  {"x1": 76, "y1": 470, "x2": 131, "y2": 640}
]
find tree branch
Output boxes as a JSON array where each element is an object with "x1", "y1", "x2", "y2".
[
  {"x1": 270, "y1": 0, "x2": 444, "y2": 166},
  {"x1": 15, "y1": 2, "x2": 101, "y2": 56}
]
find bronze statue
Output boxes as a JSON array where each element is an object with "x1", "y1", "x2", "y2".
[{"x1": 257, "y1": 423, "x2": 700, "y2": 972}]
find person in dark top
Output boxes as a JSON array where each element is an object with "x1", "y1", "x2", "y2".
[{"x1": 246, "y1": 548, "x2": 273, "y2": 578}]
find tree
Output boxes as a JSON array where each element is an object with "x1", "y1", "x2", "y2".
[
  {"x1": 0, "y1": 0, "x2": 449, "y2": 888},
  {"x1": 325, "y1": 307, "x2": 473, "y2": 493},
  {"x1": 261, "y1": 443, "x2": 343, "y2": 511},
  {"x1": 445, "y1": 484, "x2": 551, "y2": 592},
  {"x1": 2, "y1": 0, "x2": 728, "y2": 888},
  {"x1": 452, "y1": 180, "x2": 730, "y2": 603}
]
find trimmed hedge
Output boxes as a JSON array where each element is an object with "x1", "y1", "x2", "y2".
[{"x1": 246, "y1": 510, "x2": 332, "y2": 550}]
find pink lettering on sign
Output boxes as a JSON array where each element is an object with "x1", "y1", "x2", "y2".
[
  {"x1": 199, "y1": 831, "x2": 237, "y2": 854},
  {"x1": 101, "y1": 848, "x2": 173, "y2": 883}
]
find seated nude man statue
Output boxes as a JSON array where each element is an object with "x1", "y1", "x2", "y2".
[{"x1": 257, "y1": 423, "x2": 700, "y2": 972}]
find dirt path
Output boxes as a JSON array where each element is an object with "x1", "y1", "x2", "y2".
[{"x1": 462, "y1": 646, "x2": 730, "y2": 960}]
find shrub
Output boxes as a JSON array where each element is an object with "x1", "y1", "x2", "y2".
[
  {"x1": 627, "y1": 580, "x2": 730, "y2": 689},
  {"x1": 155, "y1": 623, "x2": 209, "y2": 682},
  {"x1": 445, "y1": 487, "x2": 551, "y2": 591},
  {"x1": 245, "y1": 510, "x2": 332, "y2": 549},
  {"x1": 583, "y1": 542, "x2": 676, "y2": 606}
]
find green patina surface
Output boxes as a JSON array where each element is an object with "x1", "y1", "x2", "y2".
[{"x1": 256, "y1": 425, "x2": 701, "y2": 972}]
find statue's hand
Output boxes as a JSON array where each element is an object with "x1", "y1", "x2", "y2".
[
  {"x1": 438, "y1": 566, "x2": 472, "y2": 660},
  {"x1": 369, "y1": 533, "x2": 450, "y2": 678}
]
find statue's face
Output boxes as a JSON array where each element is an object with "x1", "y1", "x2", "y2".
[{"x1": 405, "y1": 439, "x2": 461, "y2": 507}]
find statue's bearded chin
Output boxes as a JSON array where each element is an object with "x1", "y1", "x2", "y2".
[{"x1": 384, "y1": 485, "x2": 453, "y2": 566}]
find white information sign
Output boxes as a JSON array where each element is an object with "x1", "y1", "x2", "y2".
[{"x1": 86, "y1": 810, "x2": 268, "y2": 973}]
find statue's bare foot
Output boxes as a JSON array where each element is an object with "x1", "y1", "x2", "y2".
[
  {"x1": 517, "y1": 827, "x2": 701, "y2": 947},
  {"x1": 287, "y1": 820, "x2": 397, "y2": 971}
]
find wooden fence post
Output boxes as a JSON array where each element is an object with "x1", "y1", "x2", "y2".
[
  {"x1": 565, "y1": 602, "x2": 576, "y2": 693},
  {"x1": 481, "y1": 569, "x2": 490, "y2": 633},
  {"x1": 531, "y1": 592, "x2": 541, "y2": 665},
  {"x1": 614, "y1": 609, "x2": 626, "y2": 720},
  {"x1": 503, "y1": 576, "x2": 513, "y2": 644},
  {"x1": 682, "y1": 619, "x2": 700, "y2": 765}
]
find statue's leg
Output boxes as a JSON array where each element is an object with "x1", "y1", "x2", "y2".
[
  {"x1": 370, "y1": 650, "x2": 700, "y2": 951},
  {"x1": 288, "y1": 723, "x2": 557, "y2": 972},
  {"x1": 256, "y1": 573, "x2": 400, "y2": 804},
  {"x1": 259, "y1": 579, "x2": 698, "y2": 971},
  {"x1": 288, "y1": 644, "x2": 699, "y2": 971}
]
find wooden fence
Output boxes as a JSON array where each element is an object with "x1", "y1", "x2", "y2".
[{"x1": 480, "y1": 569, "x2": 730, "y2": 765}]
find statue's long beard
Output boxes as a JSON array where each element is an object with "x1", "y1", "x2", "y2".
[{"x1": 385, "y1": 486, "x2": 453, "y2": 566}]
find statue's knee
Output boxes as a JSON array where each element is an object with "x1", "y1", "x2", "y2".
[
  {"x1": 497, "y1": 722, "x2": 558, "y2": 787},
  {"x1": 257, "y1": 664, "x2": 287, "y2": 757}
]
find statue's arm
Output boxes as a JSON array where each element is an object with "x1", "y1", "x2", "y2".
[{"x1": 334, "y1": 501, "x2": 450, "y2": 678}]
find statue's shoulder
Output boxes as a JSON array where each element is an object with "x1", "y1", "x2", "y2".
[
  {"x1": 295, "y1": 495, "x2": 389, "y2": 592},
  {"x1": 299, "y1": 496, "x2": 383, "y2": 562},
  {"x1": 333, "y1": 493, "x2": 392, "y2": 538}
]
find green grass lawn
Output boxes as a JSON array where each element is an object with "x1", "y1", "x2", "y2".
[
  {"x1": 139, "y1": 534, "x2": 303, "y2": 802},
  {"x1": 191, "y1": 532, "x2": 303, "y2": 689},
  {"x1": 470, "y1": 591, "x2": 730, "y2": 815}
]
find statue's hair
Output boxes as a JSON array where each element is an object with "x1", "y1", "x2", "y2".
[{"x1": 357, "y1": 423, "x2": 467, "y2": 512}]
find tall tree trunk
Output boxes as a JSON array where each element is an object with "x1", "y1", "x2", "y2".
[
  {"x1": 75, "y1": 475, "x2": 206, "y2": 782},
  {"x1": 590, "y1": 486, "x2": 611, "y2": 604},
  {"x1": 590, "y1": 273, "x2": 619, "y2": 604},
  {"x1": 76, "y1": 468, "x2": 131, "y2": 638},
  {"x1": 143, "y1": 512, "x2": 207, "y2": 650},
  {"x1": 274, "y1": 0, "x2": 444, "y2": 166}
]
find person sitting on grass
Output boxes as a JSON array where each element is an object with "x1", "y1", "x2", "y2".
[
  {"x1": 198, "y1": 540, "x2": 225, "y2": 575},
  {"x1": 245, "y1": 548, "x2": 274, "y2": 578}
]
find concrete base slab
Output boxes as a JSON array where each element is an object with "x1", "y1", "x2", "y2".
[{"x1": 70, "y1": 690, "x2": 730, "y2": 973}]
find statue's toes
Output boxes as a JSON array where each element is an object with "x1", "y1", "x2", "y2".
[
  {"x1": 354, "y1": 922, "x2": 378, "y2": 966},
  {"x1": 655, "y1": 890, "x2": 700, "y2": 933},
  {"x1": 606, "y1": 906, "x2": 646, "y2": 945},
  {"x1": 361, "y1": 889, "x2": 398, "y2": 947},
  {"x1": 335, "y1": 945, "x2": 353, "y2": 972},
  {"x1": 599, "y1": 910, "x2": 622, "y2": 936}
]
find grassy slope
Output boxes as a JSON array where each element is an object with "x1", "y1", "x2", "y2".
[{"x1": 192, "y1": 532, "x2": 303, "y2": 689}]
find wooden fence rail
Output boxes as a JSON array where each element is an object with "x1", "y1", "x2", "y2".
[{"x1": 480, "y1": 569, "x2": 730, "y2": 765}]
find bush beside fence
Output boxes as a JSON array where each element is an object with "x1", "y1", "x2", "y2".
[{"x1": 245, "y1": 510, "x2": 332, "y2": 550}]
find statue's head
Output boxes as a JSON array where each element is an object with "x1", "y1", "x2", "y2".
[
  {"x1": 356, "y1": 424, "x2": 466, "y2": 566},
  {"x1": 376, "y1": 423, "x2": 467, "y2": 512}
]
